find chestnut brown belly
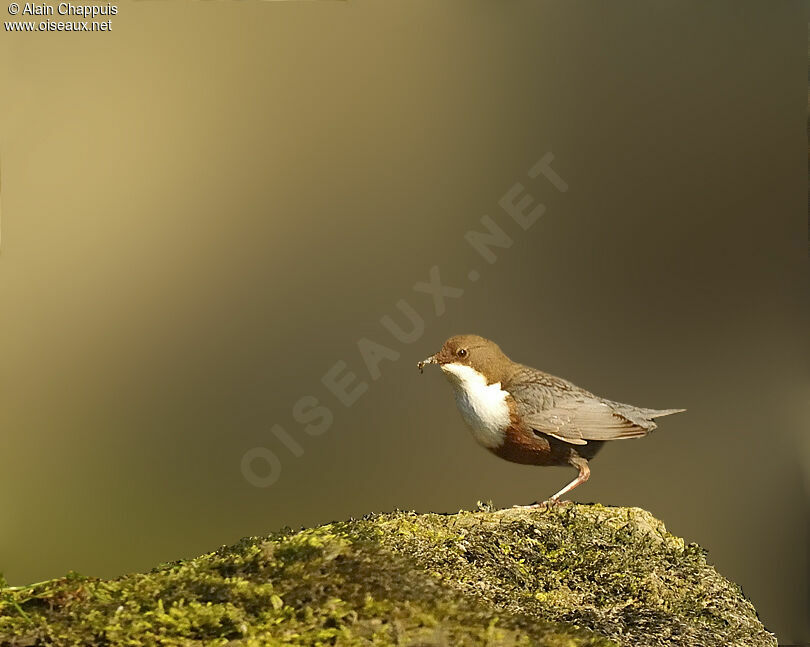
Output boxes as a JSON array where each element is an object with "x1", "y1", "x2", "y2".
[{"x1": 490, "y1": 423, "x2": 604, "y2": 466}]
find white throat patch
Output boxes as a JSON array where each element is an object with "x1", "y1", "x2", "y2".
[{"x1": 440, "y1": 363, "x2": 510, "y2": 448}]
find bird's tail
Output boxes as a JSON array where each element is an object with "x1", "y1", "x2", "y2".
[{"x1": 646, "y1": 407, "x2": 686, "y2": 418}]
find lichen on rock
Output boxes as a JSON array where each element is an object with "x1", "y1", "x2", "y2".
[{"x1": 0, "y1": 504, "x2": 775, "y2": 646}]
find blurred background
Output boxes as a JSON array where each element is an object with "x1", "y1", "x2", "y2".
[{"x1": 1, "y1": 0, "x2": 808, "y2": 642}]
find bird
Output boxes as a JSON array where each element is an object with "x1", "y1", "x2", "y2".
[{"x1": 417, "y1": 334, "x2": 684, "y2": 506}]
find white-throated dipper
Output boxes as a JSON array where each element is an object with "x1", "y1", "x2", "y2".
[{"x1": 418, "y1": 334, "x2": 684, "y2": 505}]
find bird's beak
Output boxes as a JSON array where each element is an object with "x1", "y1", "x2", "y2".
[{"x1": 417, "y1": 354, "x2": 438, "y2": 374}]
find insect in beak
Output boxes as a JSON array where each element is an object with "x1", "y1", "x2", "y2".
[{"x1": 417, "y1": 354, "x2": 438, "y2": 373}]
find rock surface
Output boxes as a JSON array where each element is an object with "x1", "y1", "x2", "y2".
[{"x1": 0, "y1": 504, "x2": 775, "y2": 646}]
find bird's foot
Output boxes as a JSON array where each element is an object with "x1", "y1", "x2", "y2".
[{"x1": 512, "y1": 498, "x2": 568, "y2": 510}]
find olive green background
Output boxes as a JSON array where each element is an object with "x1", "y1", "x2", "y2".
[{"x1": 1, "y1": 1, "x2": 808, "y2": 642}]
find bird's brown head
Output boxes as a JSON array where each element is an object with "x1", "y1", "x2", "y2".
[{"x1": 418, "y1": 334, "x2": 511, "y2": 384}]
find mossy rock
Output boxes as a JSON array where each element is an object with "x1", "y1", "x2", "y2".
[{"x1": 0, "y1": 504, "x2": 775, "y2": 646}]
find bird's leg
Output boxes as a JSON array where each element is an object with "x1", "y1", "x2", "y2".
[
  {"x1": 512, "y1": 459, "x2": 591, "y2": 509},
  {"x1": 545, "y1": 460, "x2": 590, "y2": 504}
]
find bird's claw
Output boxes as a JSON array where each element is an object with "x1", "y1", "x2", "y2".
[{"x1": 512, "y1": 498, "x2": 568, "y2": 510}]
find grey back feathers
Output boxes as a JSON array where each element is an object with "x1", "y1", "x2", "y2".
[{"x1": 505, "y1": 365, "x2": 685, "y2": 446}]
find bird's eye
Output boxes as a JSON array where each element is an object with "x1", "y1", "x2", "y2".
[{"x1": 457, "y1": 348, "x2": 467, "y2": 358}]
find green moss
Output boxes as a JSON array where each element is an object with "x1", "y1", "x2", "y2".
[{"x1": 0, "y1": 505, "x2": 774, "y2": 647}]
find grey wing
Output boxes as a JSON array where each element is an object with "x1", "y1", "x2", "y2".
[
  {"x1": 507, "y1": 367, "x2": 660, "y2": 445},
  {"x1": 521, "y1": 399, "x2": 655, "y2": 445}
]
